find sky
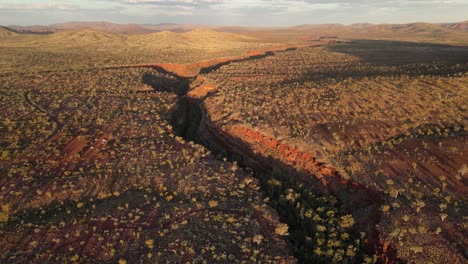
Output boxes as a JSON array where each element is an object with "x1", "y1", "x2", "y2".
[{"x1": 0, "y1": 0, "x2": 467, "y2": 27}]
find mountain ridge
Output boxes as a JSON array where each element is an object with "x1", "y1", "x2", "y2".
[{"x1": 5, "y1": 21, "x2": 468, "y2": 35}]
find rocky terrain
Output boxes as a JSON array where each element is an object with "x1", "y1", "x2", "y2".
[
  {"x1": 0, "y1": 66, "x2": 296, "y2": 263},
  {"x1": 0, "y1": 23, "x2": 467, "y2": 263},
  {"x1": 188, "y1": 41, "x2": 468, "y2": 263}
]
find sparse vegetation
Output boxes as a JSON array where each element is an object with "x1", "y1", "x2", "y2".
[
  {"x1": 0, "y1": 25, "x2": 467, "y2": 264},
  {"x1": 0, "y1": 29, "x2": 273, "y2": 73},
  {"x1": 199, "y1": 41, "x2": 468, "y2": 263},
  {"x1": 0, "y1": 66, "x2": 292, "y2": 263}
]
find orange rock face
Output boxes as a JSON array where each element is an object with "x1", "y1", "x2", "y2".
[{"x1": 187, "y1": 83, "x2": 218, "y2": 99}]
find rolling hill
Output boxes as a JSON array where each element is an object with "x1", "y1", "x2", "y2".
[
  {"x1": 48, "y1": 29, "x2": 128, "y2": 43},
  {"x1": 0, "y1": 26, "x2": 16, "y2": 37},
  {"x1": 440, "y1": 21, "x2": 468, "y2": 32}
]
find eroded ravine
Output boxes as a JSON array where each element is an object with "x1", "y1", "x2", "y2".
[{"x1": 133, "y1": 42, "x2": 402, "y2": 263}]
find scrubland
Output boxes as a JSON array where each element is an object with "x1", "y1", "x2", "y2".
[
  {"x1": 199, "y1": 41, "x2": 468, "y2": 263},
  {"x1": 0, "y1": 26, "x2": 467, "y2": 263},
  {"x1": 0, "y1": 67, "x2": 293, "y2": 263},
  {"x1": 0, "y1": 29, "x2": 272, "y2": 73}
]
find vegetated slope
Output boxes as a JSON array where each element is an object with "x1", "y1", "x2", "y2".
[
  {"x1": 128, "y1": 29, "x2": 260, "y2": 53},
  {"x1": 0, "y1": 68, "x2": 293, "y2": 263},
  {"x1": 48, "y1": 29, "x2": 128, "y2": 43},
  {"x1": 0, "y1": 29, "x2": 274, "y2": 72},
  {"x1": 195, "y1": 40, "x2": 468, "y2": 263}
]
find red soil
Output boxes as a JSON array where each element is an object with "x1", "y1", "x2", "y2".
[
  {"x1": 375, "y1": 136, "x2": 468, "y2": 198},
  {"x1": 61, "y1": 136, "x2": 89, "y2": 162},
  {"x1": 81, "y1": 134, "x2": 113, "y2": 161}
]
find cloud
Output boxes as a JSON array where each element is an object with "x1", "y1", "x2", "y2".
[
  {"x1": 98, "y1": 0, "x2": 225, "y2": 17},
  {"x1": 260, "y1": 0, "x2": 468, "y2": 7},
  {"x1": 107, "y1": 0, "x2": 223, "y2": 7},
  {"x1": 209, "y1": 0, "x2": 350, "y2": 17},
  {"x1": 0, "y1": 2, "x2": 80, "y2": 11},
  {"x1": 0, "y1": 0, "x2": 467, "y2": 26}
]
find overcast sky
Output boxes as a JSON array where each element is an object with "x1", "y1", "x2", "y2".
[{"x1": 1, "y1": 0, "x2": 467, "y2": 26}]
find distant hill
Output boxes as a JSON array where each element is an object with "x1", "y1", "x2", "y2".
[
  {"x1": 0, "y1": 26, "x2": 17, "y2": 37},
  {"x1": 50, "y1": 21, "x2": 151, "y2": 34},
  {"x1": 3, "y1": 20, "x2": 468, "y2": 45},
  {"x1": 349, "y1": 23, "x2": 374, "y2": 29},
  {"x1": 378, "y1": 22, "x2": 447, "y2": 33},
  {"x1": 7, "y1": 22, "x2": 152, "y2": 35},
  {"x1": 334, "y1": 21, "x2": 468, "y2": 34},
  {"x1": 290, "y1": 22, "x2": 449, "y2": 34},
  {"x1": 7, "y1": 25, "x2": 58, "y2": 34},
  {"x1": 7, "y1": 20, "x2": 468, "y2": 36},
  {"x1": 295, "y1": 23, "x2": 348, "y2": 30},
  {"x1": 218, "y1": 21, "x2": 468, "y2": 44},
  {"x1": 140, "y1": 23, "x2": 214, "y2": 33},
  {"x1": 7, "y1": 22, "x2": 215, "y2": 35},
  {"x1": 439, "y1": 21, "x2": 468, "y2": 32}
]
